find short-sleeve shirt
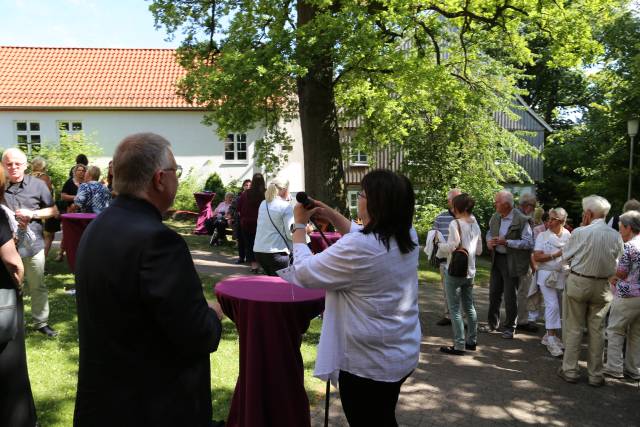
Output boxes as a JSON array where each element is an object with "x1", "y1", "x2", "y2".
[
  {"x1": 0, "y1": 211, "x2": 14, "y2": 289},
  {"x1": 3, "y1": 175, "x2": 54, "y2": 254},
  {"x1": 75, "y1": 182, "x2": 111, "y2": 214},
  {"x1": 615, "y1": 235, "x2": 640, "y2": 298},
  {"x1": 61, "y1": 178, "x2": 80, "y2": 197}
]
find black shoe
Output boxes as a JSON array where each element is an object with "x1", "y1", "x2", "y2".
[
  {"x1": 211, "y1": 420, "x2": 225, "y2": 427},
  {"x1": 440, "y1": 346, "x2": 465, "y2": 356},
  {"x1": 516, "y1": 322, "x2": 539, "y2": 333},
  {"x1": 37, "y1": 325, "x2": 58, "y2": 337},
  {"x1": 235, "y1": 259, "x2": 245, "y2": 264},
  {"x1": 436, "y1": 317, "x2": 451, "y2": 326},
  {"x1": 465, "y1": 343, "x2": 477, "y2": 351}
]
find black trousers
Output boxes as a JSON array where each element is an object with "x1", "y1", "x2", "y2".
[
  {"x1": 241, "y1": 229, "x2": 256, "y2": 262},
  {"x1": 235, "y1": 223, "x2": 245, "y2": 261},
  {"x1": 255, "y1": 252, "x2": 289, "y2": 276},
  {"x1": 488, "y1": 253, "x2": 519, "y2": 331},
  {"x1": 338, "y1": 370, "x2": 410, "y2": 427}
]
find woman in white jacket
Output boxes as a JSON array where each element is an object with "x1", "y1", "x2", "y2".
[{"x1": 437, "y1": 193, "x2": 482, "y2": 355}]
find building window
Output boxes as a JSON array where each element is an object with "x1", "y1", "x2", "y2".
[
  {"x1": 15, "y1": 121, "x2": 41, "y2": 155},
  {"x1": 347, "y1": 190, "x2": 359, "y2": 218},
  {"x1": 58, "y1": 121, "x2": 83, "y2": 137},
  {"x1": 350, "y1": 150, "x2": 368, "y2": 165},
  {"x1": 224, "y1": 133, "x2": 247, "y2": 161}
]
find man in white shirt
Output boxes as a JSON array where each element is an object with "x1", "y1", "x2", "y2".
[{"x1": 557, "y1": 195, "x2": 623, "y2": 387}]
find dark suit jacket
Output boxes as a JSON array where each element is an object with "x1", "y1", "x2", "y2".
[{"x1": 73, "y1": 195, "x2": 222, "y2": 427}]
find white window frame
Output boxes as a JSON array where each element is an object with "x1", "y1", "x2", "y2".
[
  {"x1": 57, "y1": 120, "x2": 84, "y2": 140},
  {"x1": 14, "y1": 121, "x2": 42, "y2": 155},
  {"x1": 223, "y1": 133, "x2": 248, "y2": 163},
  {"x1": 350, "y1": 149, "x2": 368, "y2": 166},
  {"x1": 347, "y1": 190, "x2": 359, "y2": 218}
]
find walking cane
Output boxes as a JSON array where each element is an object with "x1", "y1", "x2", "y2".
[{"x1": 324, "y1": 379, "x2": 330, "y2": 427}]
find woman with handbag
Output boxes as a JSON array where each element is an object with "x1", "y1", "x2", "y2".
[
  {"x1": 437, "y1": 193, "x2": 482, "y2": 356},
  {"x1": 532, "y1": 207, "x2": 570, "y2": 357},
  {"x1": 0, "y1": 170, "x2": 37, "y2": 426},
  {"x1": 254, "y1": 177, "x2": 294, "y2": 276}
]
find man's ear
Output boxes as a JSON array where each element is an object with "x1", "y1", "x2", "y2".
[{"x1": 152, "y1": 170, "x2": 164, "y2": 192}]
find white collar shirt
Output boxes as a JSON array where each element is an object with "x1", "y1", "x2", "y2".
[
  {"x1": 562, "y1": 218, "x2": 624, "y2": 278},
  {"x1": 253, "y1": 197, "x2": 294, "y2": 254}
]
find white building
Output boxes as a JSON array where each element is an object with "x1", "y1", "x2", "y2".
[{"x1": 0, "y1": 46, "x2": 305, "y2": 190}]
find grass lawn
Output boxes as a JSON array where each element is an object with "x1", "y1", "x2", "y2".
[{"x1": 24, "y1": 220, "x2": 490, "y2": 426}]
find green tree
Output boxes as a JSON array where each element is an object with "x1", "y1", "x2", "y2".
[{"x1": 149, "y1": 0, "x2": 620, "y2": 211}]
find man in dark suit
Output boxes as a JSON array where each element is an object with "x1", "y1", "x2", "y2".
[{"x1": 73, "y1": 133, "x2": 224, "y2": 427}]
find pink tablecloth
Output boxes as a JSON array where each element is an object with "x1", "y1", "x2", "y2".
[
  {"x1": 215, "y1": 276, "x2": 324, "y2": 427},
  {"x1": 61, "y1": 213, "x2": 97, "y2": 272},
  {"x1": 309, "y1": 231, "x2": 341, "y2": 253},
  {"x1": 193, "y1": 192, "x2": 215, "y2": 235}
]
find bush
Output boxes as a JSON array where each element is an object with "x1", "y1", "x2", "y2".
[
  {"x1": 203, "y1": 172, "x2": 226, "y2": 205},
  {"x1": 172, "y1": 168, "x2": 200, "y2": 211},
  {"x1": 413, "y1": 203, "x2": 444, "y2": 243}
]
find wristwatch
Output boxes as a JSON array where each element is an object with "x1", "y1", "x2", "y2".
[{"x1": 290, "y1": 223, "x2": 307, "y2": 232}]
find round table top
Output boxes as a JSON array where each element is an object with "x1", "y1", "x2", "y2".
[
  {"x1": 61, "y1": 213, "x2": 98, "y2": 220},
  {"x1": 215, "y1": 275, "x2": 324, "y2": 303},
  {"x1": 309, "y1": 231, "x2": 341, "y2": 240}
]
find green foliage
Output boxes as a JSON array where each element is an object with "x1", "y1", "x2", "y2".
[
  {"x1": 36, "y1": 133, "x2": 102, "y2": 194},
  {"x1": 254, "y1": 125, "x2": 294, "y2": 175},
  {"x1": 172, "y1": 168, "x2": 200, "y2": 211},
  {"x1": 413, "y1": 203, "x2": 443, "y2": 241},
  {"x1": 203, "y1": 172, "x2": 226, "y2": 205}
]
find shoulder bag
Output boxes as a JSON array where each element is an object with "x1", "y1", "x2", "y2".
[
  {"x1": 0, "y1": 288, "x2": 18, "y2": 345},
  {"x1": 266, "y1": 202, "x2": 294, "y2": 265},
  {"x1": 447, "y1": 220, "x2": 469, "y2": 277}
]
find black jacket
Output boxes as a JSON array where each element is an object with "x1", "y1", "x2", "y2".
[{"x1": 73, "y1": 195, "x2": 222, "y2": 427}]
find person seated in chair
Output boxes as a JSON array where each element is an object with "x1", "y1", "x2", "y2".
[{"x1": 209, "y1": 192, "x2": 233, "y2": 246}]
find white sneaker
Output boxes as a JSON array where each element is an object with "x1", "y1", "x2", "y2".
[
  {"x1": 546, "y1": 336, "x2": 564, "y2": 357},
  {"x1": 541, "y1": 333, "x2": 549, "y2": 346},
  {"x1": 552, "y1": 335, "x2": 565, "y2": 350}
]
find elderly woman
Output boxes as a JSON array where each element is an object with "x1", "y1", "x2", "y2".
[
  {"x1": 254, "y1": 178, "x2": 294, "y2": 276},
  {"x1": 288, "y1": 169, "x2": 420, "y2": 426},
  {"x1": 74, "y1": 166, "x2": 112, "y2": 214},
  {"x1": 533, "y1": 207, "x2": 571, "y2": 357},
  {"x1": 209, "y1": 192, "x2": 234, "y2": 246},
  {"x1": 30, "y1": 157, "x2": 58, "y2": 258},
  {"x1": 437, "y1": 193, "x2": 482, "y2": 355},
  {"x1": 604, "y1": 210, "x2": 640, "y2": 380}
]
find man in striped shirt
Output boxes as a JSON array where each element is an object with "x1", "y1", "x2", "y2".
[
  {"x1": 557, "y1": 195, "x2": 624, "y2": 387},
  {"x1": 433, "y1": 188, "x2": 461, "y2": 326}
]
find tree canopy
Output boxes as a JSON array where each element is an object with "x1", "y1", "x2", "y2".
[{"x1": 149, "y1": 0, "x2": 626, "y2": 213}]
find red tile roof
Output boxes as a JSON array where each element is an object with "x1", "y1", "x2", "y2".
[{"x1": 0, "y1": 46, "x2": 198, "y2": 109}]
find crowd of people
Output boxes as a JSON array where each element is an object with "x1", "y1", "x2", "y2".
[{"x1": 1, "y1": 132, "x2": 639, "y2": 426}]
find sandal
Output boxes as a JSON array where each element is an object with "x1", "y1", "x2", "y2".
[{"x1": 439, "y1": 346, "x2": 465, "y2": 356}]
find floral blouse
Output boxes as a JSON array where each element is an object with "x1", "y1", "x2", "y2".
[{"x1": 615, "y1": 235, "x2": 640, "y2": 298}]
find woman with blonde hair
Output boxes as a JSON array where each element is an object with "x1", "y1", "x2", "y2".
[{"x1": 253, "y1": 177, "x2": 294, "y2": 276}]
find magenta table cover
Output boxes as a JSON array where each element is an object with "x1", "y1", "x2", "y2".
[
  {"x1": 215, "y1": 275, "x2": 325, "y2": 427},
  {"x1": 309, "y1": 231, "x2": 341, "y2": 254},
  {"x1": 193, "y1": 192, "x2": 215, "y2": 235},
  {"x1": 61, "y1": 213, "x2": 97, "y2": 272}
]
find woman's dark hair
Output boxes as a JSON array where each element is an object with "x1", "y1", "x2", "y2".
[
  {"x1": 452, "y1": 193, "x2": 475, "y2": 214},
  {"x1": 247, "y1": 173, "x2": 266, "y2": 203},
  {"x1": 75, "y1": 154, "x2": 88, "y2": 165},
  {"x1": 541, "y1": 212, "x2": 549, "y2": 222},
  {"x1": 360, "y1": 169, "x2": 416, "y2": 254}
]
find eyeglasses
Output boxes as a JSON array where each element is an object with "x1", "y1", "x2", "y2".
[
  {"x1": 357, "y1": 191, "x2": 366, "y2": 199},
  {"x1": 163, "y1": 165, "x2": 183, "y2": 178},
  {"x1": 549, "y1": 217, "x2": 561, "y2": 222}
]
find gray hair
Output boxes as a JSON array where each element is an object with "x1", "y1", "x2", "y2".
[
  {"x1": 113, "y1": 133, "x2": 173, "y2": 196},
  {"x1": 582, "y1": 195, "x2": 611, "y2": 218},
  {"x1": 265, "y1": 177, "x2": 289, "y2": 203},
  {"x1": 2, "y1": 147, "x2": 27, "y2": 163},
  {"x1": 519, "y1": 193, "x2": 537, "y2": 207},
  {"x1": 549, "y1": 207, "x2": 568, "y2": 225},
  {"x1": 447, "y1": 188, "x2": 462, "y2": 201},
  {"x1": 31, "y1": 156, "x2": 46, "y2": 172},
  {"x1": 620, "y1": 210, "x2": 640, "y2": 234},
  {"x1": 224, "y1": 192, "x2": 234, "y2": 199},
  {"x1": 496, "y1": 190, "x2": 514, "y2": 207},
  {"x1": 86, "y1": 165, "x2": 101, "y2": 181},
  {"x1": 623, "y1": 199, "x2": 640, "y2": 213}
]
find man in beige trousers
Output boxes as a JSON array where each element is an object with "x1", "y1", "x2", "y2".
[{"x1": 558, "y1": 195, "x2": 623, "y2": 387}]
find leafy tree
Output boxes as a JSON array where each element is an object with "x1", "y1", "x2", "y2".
[{"x1": 149, "y1": 0, "x2": 620, "y2": 212}]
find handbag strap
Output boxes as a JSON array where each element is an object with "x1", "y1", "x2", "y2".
[
  {"x1": 266, "y1": 201, "x2": 291, "y2": 253},
  {"x1": 454, "y1": 219, "x2": 464, "y2": 250}
]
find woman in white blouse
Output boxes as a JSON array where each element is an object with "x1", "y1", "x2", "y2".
[
  {"x1": 532, "y1": 207, "x2": 571, "y2": 357},
  {"x1": 290, "y1": 169, "x2": 420, "y2": 427},
  {"x1": 436, "y1": 193, "x2": 482, "y2": 355},
  {"x1": 253, "y1": 177, "x2": 294, "y2": 276}
]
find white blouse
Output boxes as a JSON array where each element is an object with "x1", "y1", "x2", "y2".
[
  {"x1": 289, "y1": 222, "x2": 421, "y2": 384},
  {"x1": 535, "y1": 228, "x2": 571, "y2": 289},
  {"x1": 437, "y1": 218, "x2": 483, "y2": 279},
  {"x1": 253, "y1": 197, "x2": 294, "y2": 254}
]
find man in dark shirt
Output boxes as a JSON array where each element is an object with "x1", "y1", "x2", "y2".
[
  {"x1": 73, "y1": 133, "x2": 224, "y2": 427},
  {"x1": 2, "y1": 148, "x2": 58, "y2": 337}
]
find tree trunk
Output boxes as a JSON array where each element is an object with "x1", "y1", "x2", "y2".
[{"x1": 296, "y1": 1, "x2": 346, "y2": 212}]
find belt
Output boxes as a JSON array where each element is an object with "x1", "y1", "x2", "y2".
[{"x1": 570, "y1": 270, "x2": 608, "y2": 280}]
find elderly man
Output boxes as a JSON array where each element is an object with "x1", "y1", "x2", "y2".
[
  {"x1": 73, "y1": 133, "x2": 224, "y2": 426},
  {"x1": 433, "y1": 188, "x2": 462, "y2": 326},
  {"x1": 2, "y1": 148, "x2": 58, "y2": 337},
  {"x1": 74, "y1": 165, "x2": 111, "y2": 214},
  {"x1": 516, "y1": 193, "x2": 540, "y2": 333},
  {"x1": 485, "y1": 190, "x2": 534, "y2": 339},
  {"x1": 557, "y1": 195, "x2": 623, "y2": 387}
]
